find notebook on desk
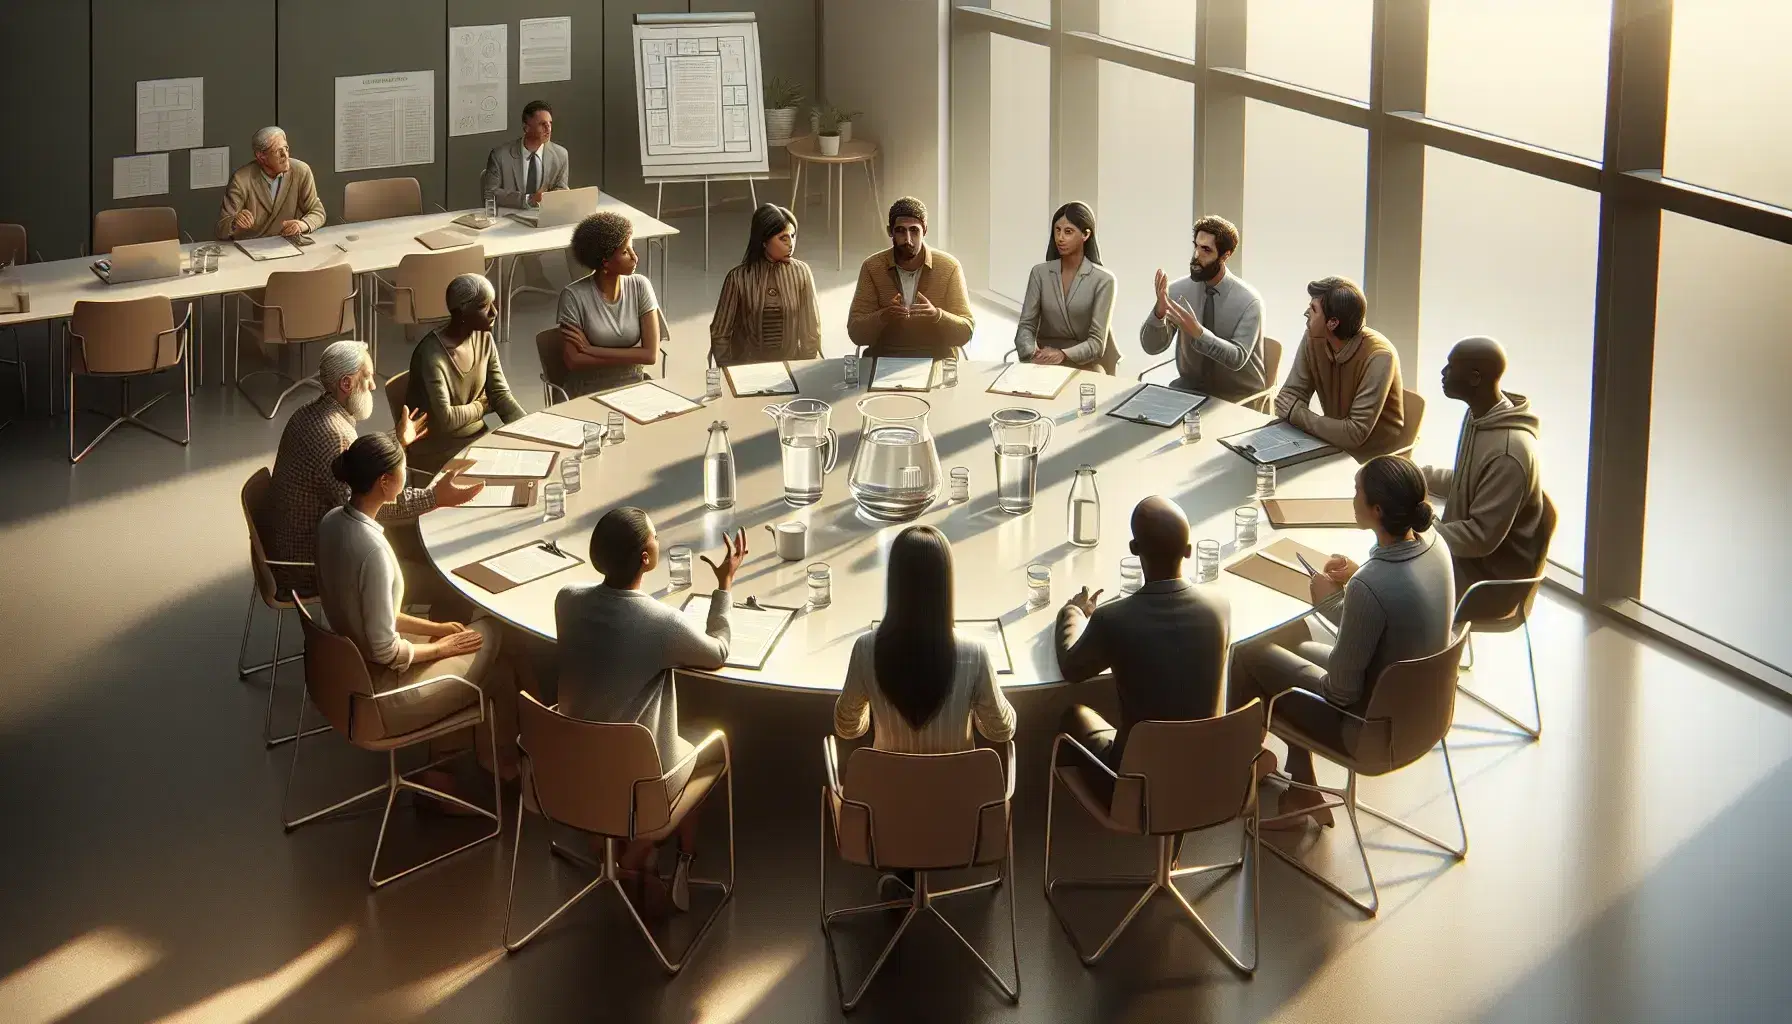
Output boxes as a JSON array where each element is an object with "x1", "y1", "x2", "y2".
[
  {"x1": 1225, "y1": 537, "x2": 1334, "y2": 602},
  {"x1": 508, "y1": 186, "x2": 599, "y2": 228},
  {"x1": 416, "y1": 227, "x2": 479, "y2": 250},
  {"x1": 90, "y1": 239, "x2": 182, "y2": 284}
]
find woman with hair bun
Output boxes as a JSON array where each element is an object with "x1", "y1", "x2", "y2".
[{"x1": 1228, "y1": 454, "x2": 1455, "y2": 827}]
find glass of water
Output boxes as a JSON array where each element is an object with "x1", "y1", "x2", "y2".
[
  {"x1": 1234, "y1": 506, "x2": 1260, "y2": 547},
  {"x1": 582, "y1": 421, "x2": 605, "y2": 460},
  {"x1": 1119, "y1": 555, "x2": 1143, "y2": 595},
  {"x1": 941, "y1": 357, "x2": 959, "y2": 388},
  {"x1": 1079, "y1": 382, "x2": 1097, "y2": 415},
  {"x1": 668, "y1": 546, "x2": 693, "y2": 588},
  {"x1": 1196, "y1": 540, "x2": 1221, "y2": 582},
  {"x1": 607, "y1": 411, "x2": 626, "y2": 443},
  {"x1": 484, "y1": 196, "x2": 498, "y2": 221},
  {"x1": 561, "y1": 456, "x2": 582, "y2": 494},
  {"x1": 1255, "y1": 462, "x2": 1277, "y2": 499},
  {"x1": 949, "y1": 466, "x2": 970, "y2": 503},
  {"x1": 1182, "y1": 408, "x2": 1202, "y2": 443},
  {"x1": 840, "y1": 352, "x2": 860, "y2": 389},
  {"x1": 807, "y1": 562, "x2": 832, "y2": 607},
  {"x1": 1026, "y1": 563, "x2": 1052, "y2": 608},
  {"x1": 705, "y1": 366, "x2": 723, "y2": 399},
  {"x1": 543, "y1": 482, "x2": 566, "y2": 521}
]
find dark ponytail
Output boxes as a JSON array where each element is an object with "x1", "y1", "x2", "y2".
[
  {"x1": 332, "y1": 433, "x2": 405, "y2": 497},
  {"x1": 1359, "y1": 455, "x2": 1435, "y2": 537}
]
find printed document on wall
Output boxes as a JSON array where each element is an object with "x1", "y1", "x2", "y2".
[
  {"x1": 189, "y1": 147, "x2": 230, "y2": 190},
  {"x1": 631, "y1": 18, "x2": 768, "y2": 179},
  {"x1": 113, "y1": 154, "x2": 169, "y2": 199},
  {"x1": 335, "y1": 71, "x2": 435, "y2": 173},
  {"x1": 450, "y1": 24, "x2": 507, "y2": 137},
  {"x1": 519, "y1": 16, "x2": 572, "y2": 84},
  {"x1": 137, "y1": 77, "x2": 203, "y2": 153}
]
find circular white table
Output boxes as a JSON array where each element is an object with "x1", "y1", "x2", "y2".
[{"x1": 419, "y1": 359, "x2": 1371, "y2": 693}]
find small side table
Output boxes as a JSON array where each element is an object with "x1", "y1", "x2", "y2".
[{"x1": 786, "y1": 137, "x2": 882, "y2": 271}]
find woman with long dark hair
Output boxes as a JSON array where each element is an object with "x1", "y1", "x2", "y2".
[
  {"x1": 1229, "y1": 455, "x2": 1456, "y2": 826},
  {"x1": 834, "y1": 526, "x2": 1017, "y2": 753},
  {"x1": 1012, "y1": 201, "x2": 1120, "y2": 373},
  {"x1": 708, "y1": 203, "x2": 822, "y2": 366}
]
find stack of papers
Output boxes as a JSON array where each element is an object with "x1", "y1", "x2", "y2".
[
  {"x1": 725, "y1": 361, "x2": 799, "y2": 396},
  {"x1": 869, "y1": 357, "x2": 937, "y2": 391},
  {"x1": 678, "y1": 596, "x2": 797, "y2": 670},
  {"x1": 594, "y1": 380, "x2": 702, "y2": 423},
  {"x1": 494, "y1": 411, "x2": 592, "y2": 449},
  {"x1": 987, "y1": 361, "x2": 1074, "y2": 399},
  {"x1": 460, "y1": 446, "x2": 556, "y2": 479}
]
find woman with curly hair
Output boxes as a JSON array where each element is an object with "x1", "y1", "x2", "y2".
[
  {"x1": 708, "y1": 203, "x2": 822, "y2": 366},
  {"x1": 555, "y1": 211, "x2": 662, "y2": 395}
]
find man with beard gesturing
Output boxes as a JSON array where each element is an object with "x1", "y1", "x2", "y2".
[
  {"x1": 846, "y1": 196, "x2": 975, "y2": 359},
  {"x1": 1140, "y1": 214, "x2": 1267, "y2": 402}
]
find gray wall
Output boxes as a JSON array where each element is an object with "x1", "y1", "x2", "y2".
[
  {"x1": 823, "y1": 0, "x2": 946, "y2": 239},
  {"x1": 0, "y1": 2, "x2": 91, "y2": 259}
]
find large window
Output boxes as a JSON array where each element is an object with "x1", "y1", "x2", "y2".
[
  {"x1": 1100, "y1": 0, "x2": 1198, "y2": 60},
  {"x1": 1426, "y1": 0, "x2": 1611, "y2": 158},
  {"x1": 987, "y1": 34, "x2": 1051, "y2": 306},
  {"x1": 1245, "y1": 0, "x2": 1372, "y2": 100},
  {"x1": 1664, "y1": 0, "x2": 1792, "y2": 208}
]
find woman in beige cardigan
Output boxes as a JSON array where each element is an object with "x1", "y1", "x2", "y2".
[
  {"x1": 1012, "y1": 201, "x2": 1119, "y2": 374},
  {"x1": 406, "y1": 274, "x2": 528, "y2": 473},
  {"x1": 709, "y1": 204, "x2": 823, "y2": 366}
]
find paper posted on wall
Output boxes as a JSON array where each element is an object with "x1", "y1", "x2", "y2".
[
  {"x1": 519, "y1": 16, "x2": 573, "y2": 84},
  {"x1": 450, "y1": 25, "x2": 507, "y2": 138},
  {"x1": 137, "y1": 77, "x2": 203, "y2": 153},
  {"x1": 335, "y1": 71, "x2": 435, "y2": 172}
]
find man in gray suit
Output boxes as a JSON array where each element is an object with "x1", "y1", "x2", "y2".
[
  {"x1": 1055, "y1": 495, "x2": 1230, "y2": 803},
  {"x1": 481, "y1": 99, "x2": 570, "y2": 209}
]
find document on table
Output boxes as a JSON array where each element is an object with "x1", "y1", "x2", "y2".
[
  {"x1": 725, "y1": 361, "x2": 798, "y2": 396},
  {"x1": 461, "y1": 446, "x2": 556, "y2": 479},
  {"x1": 457, "y1": 483, "x2": 534, "y2": 508},
  {"x1": 1106, "y1": 383, "x2": 1206, "y2": 427},
  {"x1": 494, "y1": 411, "x2": 591, "y2": 449},
  {"x1": 484, "y1": 544, "x2": 574, "y2": 585},
  {"x1": 449, "y1": 25, "x2": 506, "y2": 138},
  {"x1": 136, "y1": 77, "x2": 203, "y2": 153},
  {"x1": 680, "y1": 596, "x2": 797, "y2": 670},
  {"x1": 334, "y1": 70, "x2": 435, "y2": 172},
  {"x1": 1220, "y1": 421, "x2": 1336, "y2": 466},
  {"x1": 235, "y1": 235, "x2": 302, "y2": 261},
  {"x1": 593, "y1": 380, "x2": 701, "y2": 424},
  {"x1": 869, "y1": 356, "x2": 937, "y2": 392},
  {"x1": 870, "y1": 618, "x2": 1013, "y2": 674},
  {"x1": 519, "y1": 16, "x2": 573, "y2": 84},
  {"x1": 987, "y1": 361, "x2": 1075, "y2": 399}
]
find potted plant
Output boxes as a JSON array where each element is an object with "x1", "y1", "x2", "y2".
[
  {"x1": 816, "y1": 105, "x2": 844, "y2": 156},
  {"x1": 833, "y1": 107, "x2": 862, "y2": 143},
  {"x1": 764, "y1": 77, "x2": 804, "y2": 145}
]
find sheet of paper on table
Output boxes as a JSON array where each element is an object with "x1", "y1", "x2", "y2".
[
  {"x1": 1225, "y1": 421, "x2": 1332, "y2": 464},
  {"x1": 595, "y1": 380, "x2": 701, "y2": 423},
  {"x1": 988, "y1": 361, "x2": 1075, "y2": 398},
  {"x1": 870, "y1": 357, "x2": 937, "y2": 391},
  {"x1": 462, "y1": 446, "x2": 556, "y2": 479},
  {"x1": 725, "y1": 361, "x2": 798, "y2": 396},
  {"x1": 235, "y1": 236, "x2": 302, "y2": 261},
  {"x1": 1108, "y1": 383, "x2": 1206, "y2": 427},
  {"x1": 457, "y1": 483, "x2": 532, "y2": 508},
  {"x1": 679, "y1": 595, "x2": 796, "y2": 670},
  {"x1": 870, "y1": 618, "x2": 1013, "y2": 674},
  {"x1": 494, "y1": 411, "x2": 590, "y2": 448},
  {"x1": 483, "y1": 543, "x2": 577, "y2": 585}
]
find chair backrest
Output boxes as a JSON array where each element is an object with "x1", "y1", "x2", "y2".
[
  {"x1": 263, "y1": 262, "x2": 356, "y2": 343},
  {"x1": 1384, "y1": 389, "x2": 1425, "y2": 455},
  {"x1": 516, "y1": 691, "x2": 681, "y2": 837},
  {"x1": 392, "y1": 247, "x2": 487, "y2": 323},
  {"x1": 240, "y1": 468, "x2": 282, "y2": 606},
  {"x1": 835, "y1": 745, "x2": 1008, "y2": 871},
  {"x1": 69, "y1": 296, "x2": 177, "y2": 374},
  {"x1": 1112, "y1": 700, "x2": 1267, "y2": 835},
  {"x1": 343, "y1": 177, "x2": 423, "y2": 224},
  {"x1": 1455, "y1": 490, "x2": 1559, "y2": 625},
  {"x1": 1358, "y1": 628, "x2": 1472, "y2": 774},
  {"x1": 1262, "y1": 336, "x2": 1284, "y2": 386},
  {"x1": 535, "y1": 328, "x2": 569, "y2": 391},
  {"x1": 294, "y1": 602, "x2": 378, "y2": 740},
  {"x1": 0, "y1": 223, "x2": 26, "y2": 266},
  {"x1": 93, "y1": 206, "x2": 179, "y2": 254},
  {"x1": 384, "y1": 370, "x2": 410, "y2": 427}
]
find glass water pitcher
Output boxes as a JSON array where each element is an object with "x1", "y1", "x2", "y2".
[
  {"x1": 846, "y1": 394, "x2": 941, "y2": 522},
  {"x1": 763, "y1": 398, "x2": 840, "y2": 506}
]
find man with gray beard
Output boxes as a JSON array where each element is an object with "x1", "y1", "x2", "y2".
[{"x1": 262, "y1": 341, "x2": 483, "y2": 595}]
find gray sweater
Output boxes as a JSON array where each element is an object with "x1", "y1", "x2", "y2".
[
  {"x1": 1139, "y1": 271, "x2": 1266, "y2": 401},
  {"x1": 1315, "y1": 531, "x2": 1455, "y2": 706}
]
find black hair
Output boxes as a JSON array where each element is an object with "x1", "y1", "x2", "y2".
[
  {"x1": 590, "y1": 506, "x2": 654, "y2": 580},
  {"x1": 1192, "y1": 214, "x2": 1241, "y2": 258},
  {"x1": 1044, "y1": 201, "x2": 1102, "y2": 265},
  {"x1": 873, "y1": 526, "x2": 957, "y2": 730},
  {"x1": 1359, "y1": 455, "x2": 1436, "y2": 537},
  {"x1": 521, "y1": 100, "x2": 552, "y2": 123},
  {"x1": 571, "y1": 212, "x2": 634, "y2": 272},
  {"x1": 330, "y1": 433, "x2": 404, "y2": 497},
  {"x1": 887, "y1": 196, "x2": 928, "y2": 233},
  {"x1": 742, "y1": 203, "x2": 799, "y2": 265},
  {"x1": 1307, "y1": 276, "x2": 1368, "y2": 339}
]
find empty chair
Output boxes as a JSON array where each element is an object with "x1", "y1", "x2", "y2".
[
  {"x1": 1, "y1": 223, "x2": 31, "y2": 409},
  {"x1": 92, "y1": 206, "x2": 181, "y2": 254},
  {"x1": 369, "y1": 246, "x2": 488, "y2": 358},
  {"x1": 343, "y1": 177, "x2": 423, "y2": 224},
  {"x1": 1260, "y1": 627, "x2": 1472, "y2": 916},
  {"x1": 284, "y1": 601, "x2": 502, "y2": 889},
  {"x1": 502, "y1": 692, "x2": 735, "y2": 973},
  {"x1": 1454, "y1": 492, "x2": 1558, "y2": 739},
  {"x1": 820, "y1": 736, "x2": 1020, "y2": 1012},
  {"x1": 1044, "y1": 701, "x2": 1265, "y2": 973},
  {"x1": 234, "y1": 262, "x2": 358, "y2": 420},
  {"x1": 64, "y1": 296, "x2": 191, "y2": 463},
  {"x1": 238, "y1": 468, "x2": 331, "y2": 747}
]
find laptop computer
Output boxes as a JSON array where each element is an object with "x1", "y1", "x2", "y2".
[
  {"x1": 90, "y1": 239, "x2": 183, "y2": 285},
  {"x1": 508, "y1": 186, "x2": 600, "y2": 228}
]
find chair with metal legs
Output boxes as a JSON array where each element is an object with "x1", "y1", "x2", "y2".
[
  {"x1": 502, "y1": 692, "x2": 735, "y2": 973},
  {"x1": 1453, "y1": 492, "x2": 1557, "y2": 739},
  {"x1": 65, "y1": 296, "x2": 191, "y2": 463},
  {"x1": 1260, "y1": 627, "x2": 1472, "y2": 916},
  {"x1": 368, "y1": 247, "x2": 487, "y2": 366},
  {"x1": 234, "y1": 262, "x2": 357, "y2": 420},
  {"x1": 238, "y1": 468, "x2": 332, "y2": 747},
  {"x1": 820, "y1": 736, "x2": 1020, "y2": 1012},
  {"x1": 1043, "y1": 701, "x2": 1265, "y2": 974},
  {"x1": 1, "y1": 223, "x2": 34, "y2": 416},
  {"x1": 284, "y1": 602, "x2": 502, "y2": 889}
]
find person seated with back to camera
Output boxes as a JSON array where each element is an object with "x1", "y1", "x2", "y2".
[
  {"x1": 405, "y1": 273, "x2": 527, "y2": 474},
  {"x1": 556, "y1": 211, "x2": 663, "y2": 396},
  {"x1": 555, "y1": 507, "x2": 748, "y2": 914},
  {"x1": 1013, "y1": 201, "x2": 1120, "y2": 374},
  {"x1": 709, "y1": 203, "x2": 823, "y2": 367}
]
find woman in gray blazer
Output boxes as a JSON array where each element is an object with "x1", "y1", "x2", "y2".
[{"x1": 1012, "y1": 202, "x2": 1120, "y2": 374}]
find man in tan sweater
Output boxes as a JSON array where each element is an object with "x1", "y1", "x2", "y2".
[
  {"x1": 215, "y1": 126, "x2": 327, "y2": 241},
  {"x1": 1274, "y1": 276, "x2": 1405, "y2": 459},
  {"x1": 846, "y1": 196, "x2": 974, "y2": 358}
]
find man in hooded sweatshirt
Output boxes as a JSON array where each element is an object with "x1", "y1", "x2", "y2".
[{"x1": 1420, "y1": 336, "x2": 1549, "y2": 590}]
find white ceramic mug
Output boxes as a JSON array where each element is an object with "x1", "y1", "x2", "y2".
[{"x1": 764, "y1": 521, "x2": 809, "y2": 561}]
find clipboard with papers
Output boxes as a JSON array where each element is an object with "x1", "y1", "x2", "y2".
[
  {"x1": 869, "y1": 617, "x2": 1014, "y2": 674},
  {"x1": 986, "y1": 361, "x2": 1075, "y2": 399},
  {"x1": 678, "y1": 595, "x2": 799, "y2": 670},
  {"x1": 592, "y1": 380, "x2": 702, "y2": 424},
  {"x1": 453, "y1": 538, "x2": 584, "y2": 593},
  {"x1": 494, "y1": 411, "x2": 598, "y2": 449},
  {"x1": 1218, "y1": 421, "x2": 1338, "y2": 468},
  {"x1": 456, "y1": 446, "x2": 558, "y2": 480},
  {"x1": 866, "y1": 356, "x2": 938, "y2": 392},
  {"x1": 724, "y1": 361, "x2": 799, "y2": 397},
  {"x1": 235, "y1": 236, "x2": 304, "y2": 261},
  {"x1": 1105, "y1": 383, "x2": 1207, "y2": 427},
  {"x1": 1224, "y1": 537, "x2": 1334, "y2": 602}
]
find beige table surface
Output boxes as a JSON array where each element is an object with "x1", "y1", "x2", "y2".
[{"x1": 418, "y1": 359, "x2": 1371, "y2": 693}]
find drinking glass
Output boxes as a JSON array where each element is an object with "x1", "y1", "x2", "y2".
[
  {"x1": 582, "y1": 421, "x2": 605, "y2": 460},
  {"x1": 941, "y1": 357, "x2": 959, "y2": 388},
  {"x1": 1119, "y1": 555, "x2": 1143, "y2": 595},
  {"x1": 607, "y1": 411, "x2": 626, "y2": 443},
  {"x1": 1182, "y1": 409, "x2": 1202, "y2": 443},
  {"x1": 543, "y1": 482, "x2": 566, "y2": 521},
  {"x1": 949, "y1": 466, "x2": 970, "y2": 503},
  {"x1": 1255, "y1": 463, "x2": 1277, "y2": 499},
  {"x1": 1026, "y1": 563, "x2": 1052, "y2": 608},
  {"x1": 1234, "y1": 506, "x2": 1260, "y2": 548},
  {"x1": 807, "y1": 562, "x2": 833, "y2": 607},
  {"x1": 840, "y1": 352, "x2": 860, "y2": 389},
  {"x1": 484, "y1": 197, "x2": 498, "y2": 221},
  {"x1": 1196, "y1": 540, "x2": 1221, "y2": 582},
  {"x1": 560, "y1": 456, "x2": 582, "y2": 494},
  {"x1": 668, "y1": 546, "x2": 693, "y2": 588},
  {"x1": 705, "y1": 366, "x2": 724, "y2": 399},
  {"x1": 1079, "y1": 382, "x2": 1097, "y2": 415}
]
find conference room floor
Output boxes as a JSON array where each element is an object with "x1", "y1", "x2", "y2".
[{"x1": 2, "y1": 206, "x2": 1789, "y2": 1024}]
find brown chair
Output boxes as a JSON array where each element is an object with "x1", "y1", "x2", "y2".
[
  {"x1": 501, "y1": 692, "x2": 735, "y2": 973},
  {"x1": 92, "y1": 206, "x2": 181, "y2": 254},
  {"x1": 64, "y1": 296, "x2": 191, "y2": 463},
  {"x1": 535, "y1": 328, "x2": 572, "y2": 405},
  {"x1": 343, "y1": 177, "x2": 423, "y2": 224},
  {"x1": 820, "y1": 736, "x2": 1020, "y2": 1011},
  {"x1": 1044, "y1": 701, "x2": 1265, "y2": 974},
  {"x1": 1454, "y1": 492, "x2": 1559, "y2": 739},
  {"x1": 284, "y1": 601, "x2": 502, "y2": 889},
  {"x1": 239, "y1": 468, "x2": 332, "y2": 747},
  {"x1": 1387, "y1": 389, "x2": 1425, "y2": 457},
  {"x1": 1, "y1": 223, "x2": 34, "y2": 410},
  {"x1": 368, "y1": 247, "x2": 488, "y2": 361},
  {"x1": 234, "y1": 262, "x2": 358, "y2": 419},
  {"x1": 1261, "y1": 627, "x2": 1472, "y2": 916}
]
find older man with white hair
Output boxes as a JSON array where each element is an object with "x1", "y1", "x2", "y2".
[
  {"x1": 216, "y1": 126, "x2": 327, "y2": 240},
  {"x1": 263, "y1": 340, "x2": 483, "y2": 594},
  {"x1": 404, "y1": 273, "x2": 527, "y2": 473}
]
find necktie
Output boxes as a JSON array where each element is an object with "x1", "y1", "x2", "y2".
[
  {"x1": 1202, "y1": 285, "x2": 1219, "y2": 338},
  {"x1": 525, "y1": 151, "x2": 540, "y2": 196}
]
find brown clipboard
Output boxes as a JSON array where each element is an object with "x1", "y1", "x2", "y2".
[
  {"x1": 590, "y1": 381, "x2": 703, "y2": 425},
  {"x1": 452, "y1": 539, "x2": 584, "y2": 594},
  {"x1": 1261, "y1": 498, "x2": 1358, "y2": 529},
  {"x1": 1225, "y1": 537, "x2": 1335, "y2": 602}
]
